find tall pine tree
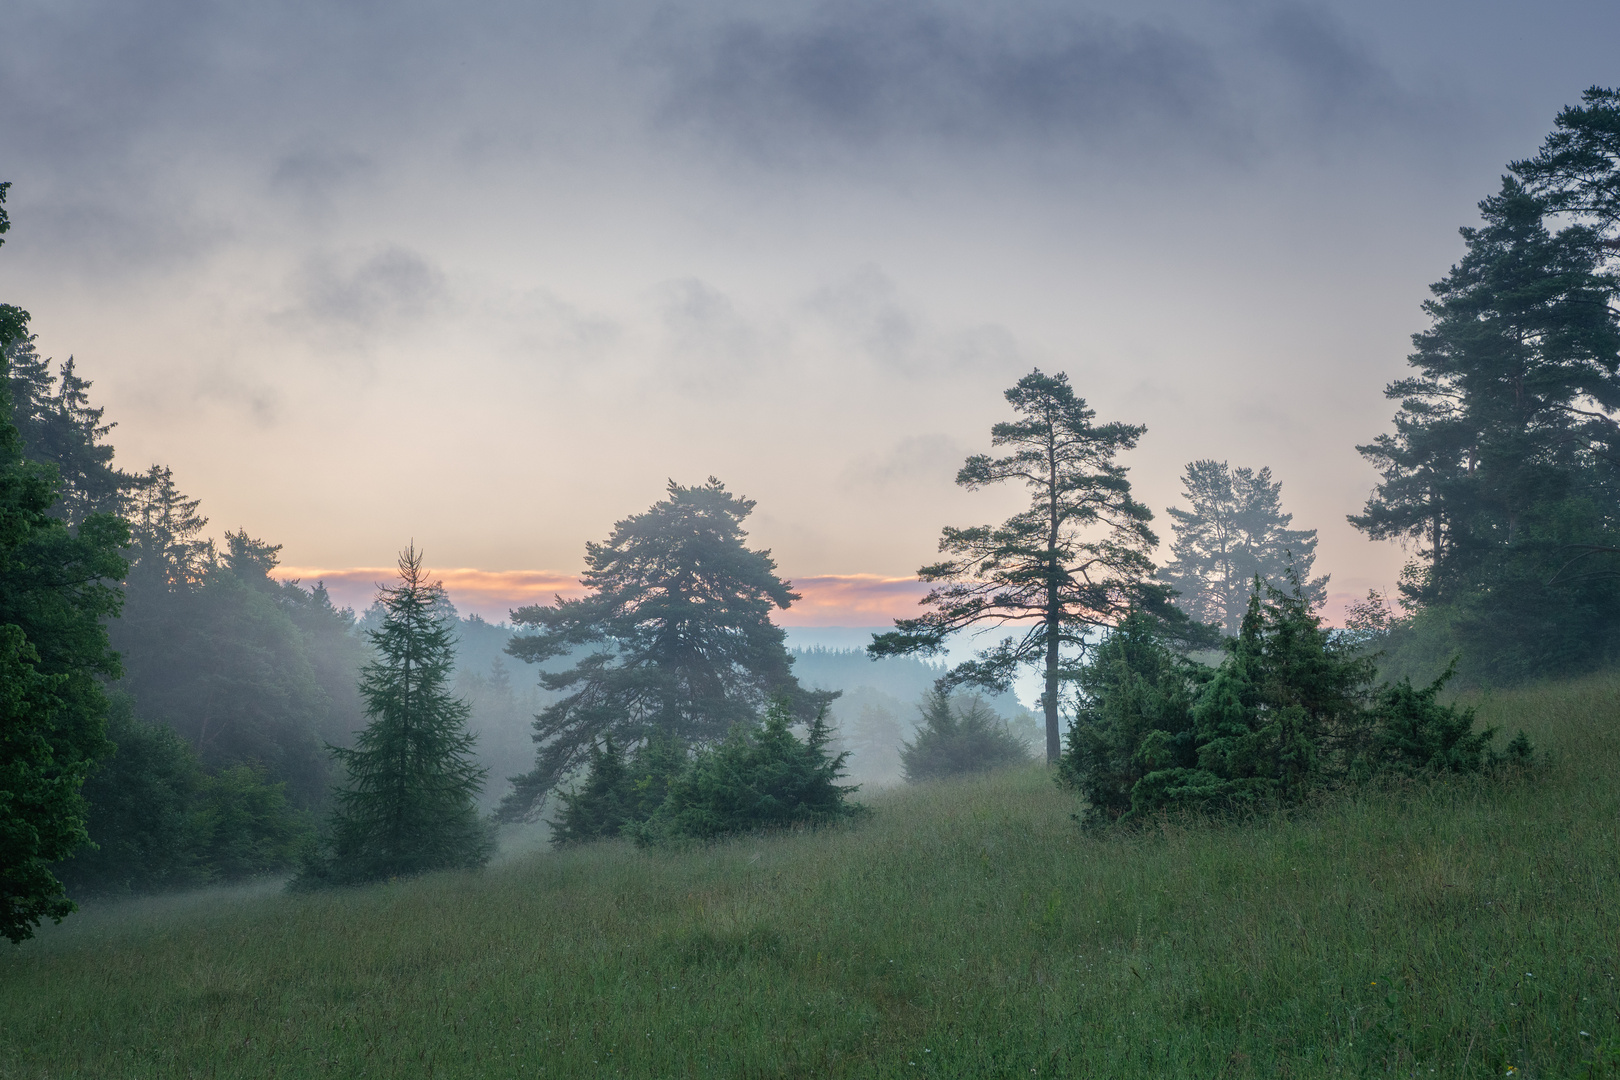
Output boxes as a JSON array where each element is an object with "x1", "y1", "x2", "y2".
[
  {"x1": 870, "y1": 369, "x2": 1176, "y2": 763},
  {"x1": 300, "y1": 547, "x2": 490, "y2": 885}
]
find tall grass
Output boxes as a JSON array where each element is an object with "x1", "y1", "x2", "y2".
[{"x1": 3, "y1": 673, "x2": 1618, "y2": 1078}]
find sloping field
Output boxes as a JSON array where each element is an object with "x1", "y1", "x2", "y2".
[{"x1": 3, "y1": 675, "x2": 1618, "y2": 1078}]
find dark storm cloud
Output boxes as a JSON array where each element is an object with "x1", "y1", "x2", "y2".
[
  {"x1": 647, "y1": 1, "x2": 1431, "y2": 161},
  {"x1": 652, "y1": 4, "x2": 1225, "y2": 152}
]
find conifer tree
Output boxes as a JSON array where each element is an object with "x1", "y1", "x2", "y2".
[
  {"x1": 301, "y1": 547, "x2": 490, "y2": 885},
  {"x1": 1162, "y1": 460, "x2": 1327, "y2": 634},
  {"x1": 870, "y1": 369, "x2": 1175, "y2": 764},
  {"x1": 899, "y1": 692, "x2": 1031, "y2": 783},
  {"x1": 499, "y1": 479, "x2": 833, "y2": 821},
  {"x1": 1350, "y1": 168, "x2": 1620, "y2": 676},
  {"x1": 0, "y1": 182, "x2": 128, "y2": 941},
  {"x1": 3, "y1": 336, "x2": 135, "y2": 523}
]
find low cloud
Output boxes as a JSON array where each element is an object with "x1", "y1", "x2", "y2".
[{"x1": 280, "y1": 245, "x2": 449, "y2": 335}]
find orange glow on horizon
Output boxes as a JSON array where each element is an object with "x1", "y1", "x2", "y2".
[{"x1": 272, "y1": 567, "x2": 933, "y2": 626}]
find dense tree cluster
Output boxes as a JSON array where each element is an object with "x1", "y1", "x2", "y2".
[
  {"x1": 1059, "y1": 591, "x2": 1526, "y2": 824},
  {"x1": 548, "y1": 699, "x2": 864, "y2": 846},
  {"x1": 898, "y1": 692, "x2": 1032, "y2": 783},
  {"x1": 1353, "y1": 87, "x2": 1620, "y2": 682}
]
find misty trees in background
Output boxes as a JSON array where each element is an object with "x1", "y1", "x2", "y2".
[
  {"x1": 1351, "y1": 161, "x2": 1620, "y2": 679},
  {"x1": 54, "y1": 693, "x2": 312, "y2": 896},
  {"x1": 1161, "y1": 460, "x2": 1327, "y2": 635},
  {"x1": 0, "y1": 183, "x2": 130, "y2": 942},
  {"x1": 499, "y1": 478, "x2": 835, "y2": 821},
  {"x1": 300, "y1": 548, "x2": 490, "y2": 886},
  {"x1": 3, "y1": 336, "x2": 136, "y2": 523},
  {"x1": 899, "y1": 692, "x2": 1031, "y2": 783},
  {"x1": 870, "y1": 368, "x2": 1177, "y2": 764},
  {"x1": 111, "y1": 524, "x2": 370, "y2": 807}
]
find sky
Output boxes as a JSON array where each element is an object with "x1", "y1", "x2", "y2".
[{"x1": 2, "y1": 0, "x2": 1617, "y2": 625}]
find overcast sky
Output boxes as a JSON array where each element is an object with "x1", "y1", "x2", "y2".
[{"x1": 2, "y1": 0, "x2": 1617, "y2": 622}]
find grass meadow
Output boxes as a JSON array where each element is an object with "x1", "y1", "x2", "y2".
[{"x1": 3, "y1": 674, "x2": 1619, "y2": 1078}]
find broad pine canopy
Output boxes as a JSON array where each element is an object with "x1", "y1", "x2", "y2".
[{"x1": 499, "y1": 478, "x2": 831, "y2": 822}]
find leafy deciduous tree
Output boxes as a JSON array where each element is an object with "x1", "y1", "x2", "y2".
[{"x1": 0, "y1": 182, "x2": 129, "y2": 941}]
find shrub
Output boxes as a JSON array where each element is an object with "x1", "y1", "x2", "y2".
[
  {"x1": 900, "y1": 692, "x2": 1032, "y2": 783},
  {"x1": 637, "y1": 699, "x2": 867, "y2": 844},
  {"x1": 1060, "y1": 582, "x2": 1527, "y2": 824},
  {"x1": 549, "y1": 736, "x2": 685, "y2": 846}
]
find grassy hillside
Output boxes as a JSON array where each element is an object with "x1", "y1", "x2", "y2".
[{"x1": 3, "y1": 675, "x2": 1618, "y2": 1078}]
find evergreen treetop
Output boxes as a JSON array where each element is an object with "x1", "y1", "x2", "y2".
[
  {"x1": 500, "y1": 478, "x2": 833, "y2": 822},
  {"x1": 1162, "y1": 460, "x2": 1326, "y2": 635},
  {"x1": 301, "y1": 547, "x2": 490, "y2": 886}
]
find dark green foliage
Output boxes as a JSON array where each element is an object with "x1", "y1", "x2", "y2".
[
  {"x1": 548, "y1": 736, "x2": 686, "y2": 846},
  {"x1": 300, "y1": 548, "x2": 491, "y2": 887},
  {"x1": 899, "y1": 692, "x2": 1031, "y2": 783},
  {"x1": 3, "y1": 336, "x2": 135, "y2": 523},
  {"x1": 54, "y1": 695, "x2": 312, "y2": 896},
  {"x1": 0, "y1": 187, "x2": 129, "y2": 942},
  {"x1": 1162, "y1": 460, "x2": 1326, "y2": 635},
  {"x1": 637, "y1": 700, "x2": 866, "y2": 844},
  {"x1": 0, "y1": 184, "x2": 27, "y2": 351},
  {"x1": 501, "y1": 479, "x2": 834, "y2": 821},
  {"x1": 1352, "y1": 94, "x2": 1620, "y2": 684},
  {"x1": 1056, "y1": 613, "x2": 1208, "y2": 819},
  {"x1": 1513, "y1": 86, "x2": 1620, "y2": 239},
  {"x1": 1369, "y1": 668, "x2": 1495, "y2": 776},
  {"x1": 870, "y1": 369, "x2": 1177, "y2": 764},
  {"x1": 1061, "y1": 586, "x2": 1525, "y2": 824}
]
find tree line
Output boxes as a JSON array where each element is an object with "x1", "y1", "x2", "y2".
[{"x1": 1, "y1": 88, "x2": 1616, "y2": 939}]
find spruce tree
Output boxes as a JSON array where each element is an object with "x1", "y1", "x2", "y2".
[
  {"x1": 1162, "y1": 460, "x2": 1327, "y2": 634},
  {"x1": 302, "y1": 547, "x2": 490, "y2": 885},
  {"x1": 869, "y1": 369, "x2": 1177, "y2": 763}
]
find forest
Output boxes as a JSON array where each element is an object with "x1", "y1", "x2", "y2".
[{"x1": 3, "y1": 88, "x2": 1619, "y2": 943}]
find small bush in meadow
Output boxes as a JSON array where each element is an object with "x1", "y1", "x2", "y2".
[
  {"x1": 900, "y1": 691, "x2": 1032, "y2": 783},
  {"x1": 635, "y1": 699, "x2": 867, "y2": 844}
]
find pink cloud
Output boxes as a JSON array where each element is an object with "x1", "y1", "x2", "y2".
[
  {"x1": 272, "y1": 566, "x2": 928, "y2": 626},
  {"x1": 275, "y1": 566, "x2": 588, "y2": 621}
]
